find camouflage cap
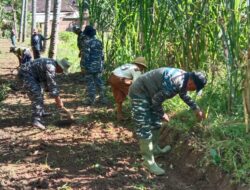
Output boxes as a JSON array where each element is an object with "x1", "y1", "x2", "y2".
[
  {"x1": 83, "y1": 25, "x2": 96, "y2": 37},
  {"x1": 191, "y1": 72, "x2": 207, "y2": 93}
]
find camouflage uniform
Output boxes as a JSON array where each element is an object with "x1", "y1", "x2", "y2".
[
  {"x1": 77, "y1": 32, "x2": 86, "y2": 53},
  {"x1": 31, "y1": 33, "x2": 46, "y2": 59},
  {"x1": 128, "y1": 67, "x2": 200, "y2": 139},
  {"x1": 78, "y1": 33, "x2": 87, "y2": 74},
  {"x1": 19, "y1": 58, "x2": 60, "y2": 124},
  {"x1": 81, "y1": 36, "x2": 106, "y2": 104},
  {"x1": 10, "y1": 47, "x2": 32, "y2": 66}
]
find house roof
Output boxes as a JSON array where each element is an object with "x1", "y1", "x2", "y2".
[
  {"x1": 30, "y1": 0, "x2": 77, "y2": 13},
  {"x1": 4, "y1": 5, "x2": 13, "y2": 12}
]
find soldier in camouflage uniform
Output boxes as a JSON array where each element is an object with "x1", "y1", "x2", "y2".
[
  {"x1": 81, "y1": 25, "x2": 107, "y2": 106},
  {"x1": 128, "y1": 67, "x2": 207, "y2": 176},
  {"x1": 19, "y1": 58, "x2": 73, "y2": 130},
  {"x1": 10, "y1": 47, "x2": 32, "y2": 66},
  {"x1": 31, "y1": 29, "x2": 50, "y2": 59}
]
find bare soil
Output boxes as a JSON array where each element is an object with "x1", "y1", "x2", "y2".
[{"x1": 0, "y1": 39, "x2": 249, "y2": 190}]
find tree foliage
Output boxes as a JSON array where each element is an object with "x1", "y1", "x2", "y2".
[{"x1": 0, "y1": 0, "x2": 22, "y2": 30}]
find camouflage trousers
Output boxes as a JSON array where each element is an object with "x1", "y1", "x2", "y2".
[
  {"x1": 85, "y1": 72, "x2": 106, "y2": 101},
  {"x1": 32, "y1": 48, "x2": 41, "y2": 59},
  {"x1": 131, "y1": 97, "x2": 162, "y2": 139},
  {"x1": 20, "y1": 73, "x2": 44, "y2": 123}
]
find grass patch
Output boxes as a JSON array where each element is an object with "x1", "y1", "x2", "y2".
[{"x1": 57, "y1": 32, "x2": 81, "y2": 73}]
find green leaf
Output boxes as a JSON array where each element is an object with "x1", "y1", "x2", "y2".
[{"x1": 210, "y1": 148, "x2": 221, "y2": 165}]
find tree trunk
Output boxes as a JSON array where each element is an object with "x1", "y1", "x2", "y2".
[
  {"x1": 243, "y1": 0, "x2": 250, "y2": 132},
  {"x1": 44, "y1": 0, "x2": 51, "y2": 51},
  {"x1": 243, "y1": 48, "x2": 250, "y2": 133},
  {"x1": 22, "y1": 0, "x2": 28, "y2": 42},
  {"x1": 12, "y1": 1, "x2": 17, "y2": 35},
  {"x1": 31, "y1": 0, "x2": 37, "y2": 33},
  {"x1": 19, "y1": 0, "x2": 25, "y2": 42},
  {"x1": 48, "y1": 0, "x2": 61, "y2": 59}
]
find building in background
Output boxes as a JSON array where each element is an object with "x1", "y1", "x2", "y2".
[{"x1": 32, "y1": 0, "x2": 89, "y2": 33}]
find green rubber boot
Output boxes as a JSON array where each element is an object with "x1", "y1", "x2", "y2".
[
  {"x1": 152, "y1": 129, "x2": 171, "y2": 155},
  {"x1": 139, "y1": 139, "x2": 165, "y2": 175}
]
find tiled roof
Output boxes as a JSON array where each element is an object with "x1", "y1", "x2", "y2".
[{"x1": 30, "y1": 0, "x2": 77, "y2": 13}]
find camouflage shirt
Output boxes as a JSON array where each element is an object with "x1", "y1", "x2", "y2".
[
  {"x1": 19, "y1": 58, "x2": 60, "y2": 97},
  {"x1": 77, "y1": 32, "x2": 86, "y2": 51},
  {"x1": 31, "y1": 34, "x2": 45, "y2": 51},
  {"x1": 129, "y1": 67, "x2": 199, "y2": 117},
  {"x1": 81, "y1": 36, "x2": 104, "y2": 73}
]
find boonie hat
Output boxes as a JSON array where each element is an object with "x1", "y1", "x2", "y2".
[
  {"x1": 57, "y1": 58, "x2": 70, "y2": 74},
  {"x1": 133, "y1": 56, "x2": 147, "y2": 68}
]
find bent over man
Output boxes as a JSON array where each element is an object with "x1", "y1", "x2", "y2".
[
  {"x1": 108, "y1": 57, "x2": 147, "y2": 120},
  {"x1": 10, "y1": 47, "x2": 32, "y2": 66},
  {"x1": 128, "y1": 67, "x2": 207, "y2": 175},
  {"x1": 19, "y1": 58, "x2": 73, "y2": 130}
]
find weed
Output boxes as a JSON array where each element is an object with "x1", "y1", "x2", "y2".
[{"x1": 0, "y1": 83, "x2": 11, "y2": 102}]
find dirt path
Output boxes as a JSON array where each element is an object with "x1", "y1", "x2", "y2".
[{"x1": 0, "y1": 39, "x2": 248, "y2": 190}]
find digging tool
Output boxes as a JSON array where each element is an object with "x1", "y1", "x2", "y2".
[
  {"x1": 54, "y1": 107, "x2": 75, "y2": 127},
  {"x1": 60, "y1": 107, "x2": 74, "y2": 120}
]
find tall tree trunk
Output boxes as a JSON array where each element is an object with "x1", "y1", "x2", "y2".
[
  {"x1": 44, "y1": 0, "x2": 51, "y2": 51},
  {"x1": 31, "y1": 0, "x2": 37, "y2": 33},
  {"x1": 243, "y1": 48, "x2": 250, "y2": 133},
  {"x1": 12, "y1": 1, "x2": 17, "y2": 35},
  {"x1": 19, "y1": 0, "x2": 25, "y2": 42},
  {"x1": 243, "y1": 0, "x2": 250, "y2": 132},
  {"x1": 48, "y1": 0, "x2": 61, "y2": 59},
  {"x1": 22, "y1": 0, "x2": 27, "y2": 42}
]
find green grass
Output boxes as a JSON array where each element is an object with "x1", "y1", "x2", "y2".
[
  {"x1": 57, "y1": 32, "x2": 81, "y2": 73},
  {"x1": 163, "y1": 79, "x2": 249, "y2": 183}
]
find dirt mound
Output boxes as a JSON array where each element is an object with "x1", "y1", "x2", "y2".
[{"x1": 158, "y1": 127, "x2": 249, "y2": 190}]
